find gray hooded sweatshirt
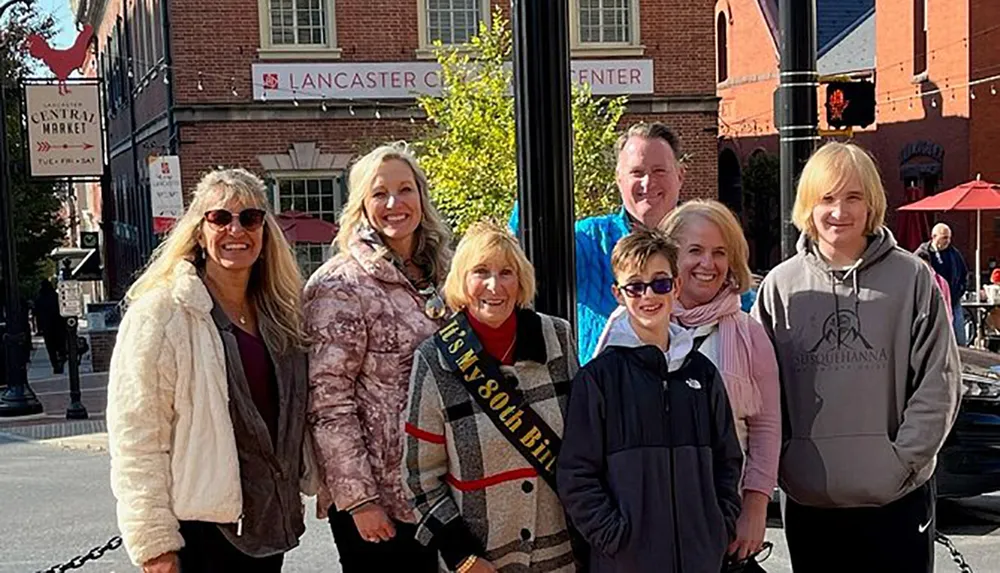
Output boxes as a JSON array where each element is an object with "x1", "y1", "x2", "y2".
[{"x1": 751, "y1": 228, "x2": 961, "y2": 508}]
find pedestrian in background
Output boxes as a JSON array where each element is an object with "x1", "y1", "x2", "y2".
[
  {"x1": 919, "y1": 223, "x2": 969, "y2": 345},
  {"x1": 915, "y1": 245, "x2": 954, "y2": 324},
  {"x1": 752, "y1": 142, "x2": 962, "y2": 573},
  {"x1": 304, "y1": 142, "x2": 450, "y2": 572},
  {"x1": 107, "y1": 168, "x2": 317, "y2": 573},
  {"x1": 34, "y1": 279, "x2": 66, "y2": 374},
  {"x1": 660, "y1": 199, "x2": 781, "y2": 565},
  {"x1": 404, "y1": 222, "x2": 581, "y2": 572}
]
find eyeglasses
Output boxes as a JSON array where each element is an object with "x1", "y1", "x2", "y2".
[
  {"x1": 616, "y1": 277, "x2": 675, "y2": 298},
  {"x1": 204, "y1": 208, "x2": 266, "y2": 231}
]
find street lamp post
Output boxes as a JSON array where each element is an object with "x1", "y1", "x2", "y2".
[
  {"x1": 778, "y1": 0, "x2": 819, "y2": 260},
  {"x1": 0, "y1": 0, "x2": 43, "y2": 417},
  {"x1": 512, "y1": 0, "x2": 576, "y2": 327}
]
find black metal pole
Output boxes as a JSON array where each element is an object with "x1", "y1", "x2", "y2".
[
  {"x1": 61, "y1": 260, "x2": 87, "y2": 419},
  {"x1": 512, "y1": 0, "x2": 575, "y2": 327},
  {"x1": 778, "y1": 0, "x2": 819, "y2": 260},
  {"x1": 0, "y1": 0, "x2": 42, "y2": 416}
]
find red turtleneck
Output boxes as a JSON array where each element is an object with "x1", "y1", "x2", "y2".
[{"x1": 465, "y1": 310, "x2": 517, "y2": 365}]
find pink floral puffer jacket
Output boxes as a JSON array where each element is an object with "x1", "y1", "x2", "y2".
[{"x1": 303, "y1": 236, "x2": 443, "y2": 522}]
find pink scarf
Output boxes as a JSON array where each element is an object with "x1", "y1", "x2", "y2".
[{"x1": 672, "y1": 290, "x2": 762, "y2": 419}]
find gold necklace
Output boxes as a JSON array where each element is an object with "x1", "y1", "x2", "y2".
[{"x1": 500, "y1": 335, "x2": 517, "y2": 363}]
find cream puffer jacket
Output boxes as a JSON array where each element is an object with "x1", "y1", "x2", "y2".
[{"x1": 107, "y1": 262, "x2": 241, "y2": 565}]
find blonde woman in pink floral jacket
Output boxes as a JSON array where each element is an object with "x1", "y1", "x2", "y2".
[{"x1": 303, "y1": 142, "x2": 452, "y2": 572}]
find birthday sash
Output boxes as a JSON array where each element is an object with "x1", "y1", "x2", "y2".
[{"x1": 434, "y1": 313, "x2": 562, "y2": 492}]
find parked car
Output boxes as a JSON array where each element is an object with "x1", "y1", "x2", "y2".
[{"x1": 936, "y1": 346, "x2": 1000, "y2": 498}]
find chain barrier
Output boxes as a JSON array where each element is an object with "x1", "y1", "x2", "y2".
[
  {"x1": 26, "y1": 529, "x2": 976, "y2": 572},
  {"x1": 936, "y1": 531, "x2": 975, "y2": 573},
  {"x1": 34, "y1": 536, "x2": 121, "y2": 573}
]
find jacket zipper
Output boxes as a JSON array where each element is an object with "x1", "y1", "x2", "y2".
[{"x1": 665, "y1": 377, "x2": 682, "y2": 572}]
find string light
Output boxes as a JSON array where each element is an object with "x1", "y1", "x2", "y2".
[
  {"x1": 292, "y1": 91, "x2": 299, "y2": 106},
  {"x1": 931, "y1": 98, "x2": 937, "y2": 108},
  {"x1": 971, "y1": 90, "x2": 977, "y2": 100},
  {"x1": 992, "y1": 84, "x2": 997, "y2": 96},
  {"x1": 196, "y1": 72, "x2": 204, "y2": 91},
  {"x1": 349, "y1": 105, "x2": 355, "y2": 116},
  {"x1": 162, "y1": 64, "x2": 169, "y2": 85},
  {"x1": 375, "y1": 108, "x2": 381, "y2": 119},
  {"x1": 262, "y1": 90, "x2": 268, "y2": 101},
  {"x1": 231, "y1": 77, "x2": 238, "y2": 97},
  {"x1": 321, "y1": 101, "x2": 328, "y2": 112},
  {"x1": 409, "y1": 116, "x2": 416, "y2": 124}
]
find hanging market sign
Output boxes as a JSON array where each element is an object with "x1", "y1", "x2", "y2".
[
  {"x1": 251, "y1": 59, "x2": 654, "y2": 100},
  {"x1": 24, "y1": 83, "x2": 104, "y2": 178}
]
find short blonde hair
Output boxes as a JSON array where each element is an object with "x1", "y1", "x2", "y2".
[
  {"x1": 660, "y1": 199, "x2": 752, "y2": 293},
  {"x1": 792, "y1": 142, "x2": 887, "y2": 240},
  {"x1": 126, "y1": 168, "x2": 306, "y2": 352},
  {"x1": 334, "y1": 142, "x2": 453, "y2": 285},
  {"x1": 611, "y1": 228, "x2": 678, "y2": 280},
  {"x1": 442, "y1": 221, "x2": 536, "y2": 311}
]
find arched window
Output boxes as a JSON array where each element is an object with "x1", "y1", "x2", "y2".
[{"x1": 717, "y1": 12, "x2": 729, "y2": 83}]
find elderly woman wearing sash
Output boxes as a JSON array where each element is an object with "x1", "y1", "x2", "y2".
[{"x1": 403, "y1": 222, "x2": 581, "y2": 573}]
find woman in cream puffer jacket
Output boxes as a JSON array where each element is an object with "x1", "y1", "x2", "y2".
[{"x1": 107, "y1": 169, "x2": 317, "y2": 573}]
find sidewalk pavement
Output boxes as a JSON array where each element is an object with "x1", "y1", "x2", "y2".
[{"x1": 0, "y1": 338, "x2": 109, "y2": 451}]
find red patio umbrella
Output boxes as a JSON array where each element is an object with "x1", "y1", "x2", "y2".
[
  {"x1": 898, "y1": 175, "x2": 1000, "y2": 298},
  {"x1": 895, "y1": 183, "x2": 931, "y2": 251},
  {"x1": 276, "y1": 210, "x2": 338, "y2": 244}
]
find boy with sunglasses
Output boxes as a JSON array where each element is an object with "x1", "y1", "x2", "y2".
[{"x1": 557, "y1": 229, "x2": 743, "y2": 573}]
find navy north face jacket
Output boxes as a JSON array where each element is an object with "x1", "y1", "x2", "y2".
[{"x1": 557, "y1": 320, "x2": 743, "y2": 573}]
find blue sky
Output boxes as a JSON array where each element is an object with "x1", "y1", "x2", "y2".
[{"x1": 40, "y1": 0, "x2": 78, "y2": 47}]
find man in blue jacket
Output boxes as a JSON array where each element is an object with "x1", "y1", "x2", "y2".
[
  {"x1": 511, "y1": 122, "x2": 685, "y2": 362},
  {"x1": 918, "y1": 223, "x2": 969, "y2": 345}
]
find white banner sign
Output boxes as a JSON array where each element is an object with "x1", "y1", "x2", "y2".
[
  {"x1": 149, "y1": 155, "x2": 184, "y2": 233},
  {"x1": 252, "y1": 59, "x2": 654, "y2": 100},
  {"x1": 25, "y1": 83, "x2": 104, "y2": 178},
  {"x1": 58, "y1": 280, "x2": 82, "y2": 317}
]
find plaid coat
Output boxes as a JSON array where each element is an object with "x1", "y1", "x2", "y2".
[{"x1": 403, "y1": 310, "x2": 580, "y2": 572}]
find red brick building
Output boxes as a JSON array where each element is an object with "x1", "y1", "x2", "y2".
[
  {"x1": 716, "y1": 0, "x2": 1000, "y2": 277},
  {"x1": 72, "y1": 0, "x2": 722, "y2": 299}
]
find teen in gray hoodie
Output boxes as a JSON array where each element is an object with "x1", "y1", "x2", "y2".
[{"x1": 751, "y1": 143, "x2": 961, "y2": 573}]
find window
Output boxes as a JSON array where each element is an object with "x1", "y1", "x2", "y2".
[
  {"x1": 579, "y1": 0, "x2": 630, "y2": 43},
  {"x1": 913, "y1": 0, "x2": 927, "y2": 76},
  {"x1": 569, "y1": 0, "x2": 642, "y2": 56},
  {"x1": 717, "y1": 12, "x2": 728, "y2": 83},
  {"x1": 273, "y1": 175, "x2": 346, "y2": 224},
  {"x1": 416, "y1": 0, "x2": 489, "y2": 56},
  {"x1": 258, "y1": 0, "x2": 340, "y2": 58},
  {"x1": 296, "y1": 243, "x2": 332, "y2": 277}
]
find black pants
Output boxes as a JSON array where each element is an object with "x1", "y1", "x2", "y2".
[
  {"x1": 178, "y1": 521, "x2": 284, "y2": 573},
  {"x1": 41, "y1": 330, "x2": 66, "y2": 373},
  {"x1": 328, "y1": 507, "x2": 438, "y2": 572},
  {"x1": 783, "y1": 479, "x2": 935, "y2": 573}
]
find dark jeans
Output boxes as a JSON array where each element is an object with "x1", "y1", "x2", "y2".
[
  {"x1": 178, "y1": 521, "x2": 284, "y2": 573},
  {"x1": 328, "y1": 507, "x2": 438, "y2": 572},
  {"x1": 41, "y1": 330, "x2": 66, "y2": 373},
  {"x1": 783, "y1": 479, "x2": 935, "y2": 573}
]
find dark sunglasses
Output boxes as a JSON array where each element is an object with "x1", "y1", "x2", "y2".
[
  {"x1": 617, "y1": 277, "x2": 675, "y2": 298},
  {"x1": 204, "y1": 208, "x2": 266, "y2": 231}
]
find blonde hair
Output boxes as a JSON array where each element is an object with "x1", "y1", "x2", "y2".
[
  {"x1": 611, "y1": 228, "x2": 679, "y2": 279},
  {"x1": 334, "y1": 142, "x2": 452, "y2": 285},
  {"x1": 660, "y1": 199, "x2": 752, "y2": 293},
  {"x1": 442, "y1": 221, "x2": 536, "y2": 311},
  {"x1": 792, "y1": 142, "x2": 887, "y2": 240},
  {"x1": 126, "y1": 168, "x2": 306, "y2": 352}
]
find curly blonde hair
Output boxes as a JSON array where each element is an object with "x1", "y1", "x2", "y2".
[
  {"x1": 334, "y1": 142, "x2": 453, "y2": 285},
  {"x1": 126, "y1": 168, "x2": 306, "y2": 352}
]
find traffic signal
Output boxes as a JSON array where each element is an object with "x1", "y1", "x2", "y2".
[{"x1": 825, "y1": 81, "x2": 876, "y2": 129}]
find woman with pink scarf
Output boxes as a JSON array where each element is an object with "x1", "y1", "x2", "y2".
[
  {"x1": 661, "y1": 200, "x2": 780, "y2": 562},
  {"x1": 593, "y1": 199, "x2": 781, "y2": 563}
]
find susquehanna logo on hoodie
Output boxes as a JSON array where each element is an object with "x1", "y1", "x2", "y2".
[{"x1": 794, "y1": 308, "x2": 888, "y2": 372}]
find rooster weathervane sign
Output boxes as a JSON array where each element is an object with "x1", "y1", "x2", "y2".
[{"x1": 21, "y1": 24, "x2": 104, "y2": 178}]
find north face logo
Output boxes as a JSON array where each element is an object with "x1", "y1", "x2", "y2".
[{"x1": 808, "y1": 309, "x2": 873, "y2": 352}]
